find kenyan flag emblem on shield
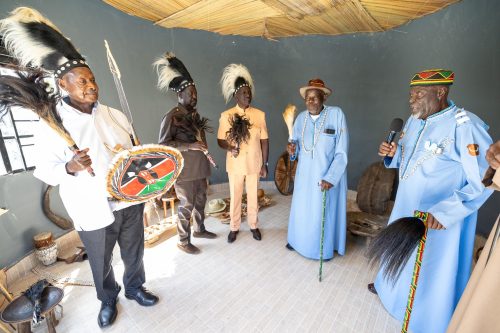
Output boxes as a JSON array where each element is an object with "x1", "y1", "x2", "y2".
[{"x1": 106, "y1": 144, "x2": 184, "y2": 202}]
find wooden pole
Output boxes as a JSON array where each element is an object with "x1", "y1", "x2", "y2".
[
  {"x1": 0, "y1": 321, "x2": 11, "y2": 333},
  {"x1": 0, "y1": 281, "x2": 12, "y2": 302}
]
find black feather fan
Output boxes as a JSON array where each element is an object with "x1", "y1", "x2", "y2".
[
  {"x1": 367, "y1": 216, "x2": 426, "y2": 283},
  {"x1": 0, "y1": 70, "x2": 59, "y2": 120},
  {"x1": 0, "y1": 70, "x2": 76, "y2": 148},
  {"x1": 225, "y1": 113, "x2": 252, "y2": 148},
  {"x1": 172, "y1": 112, "x2": 213, "y2": 142}
]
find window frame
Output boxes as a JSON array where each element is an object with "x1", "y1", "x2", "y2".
[{"x1": 0, "y1": 67, "x2": 39, "y2": 175}]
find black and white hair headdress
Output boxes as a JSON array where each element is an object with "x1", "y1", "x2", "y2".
[
  {"x1": 0, "y1": 7, "x2": 89, "y2": 78},
  {"x1": 220, "y1": 64, "x2": 254, "y2": 104},
  {"x1": 153, "y1": 52, "x2": 195, "y2": 93}
]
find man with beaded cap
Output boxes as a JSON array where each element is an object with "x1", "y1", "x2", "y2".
[
  {"x1": 217, "y1": 64, "x2": 269, "y2": 243},
  {"x1": 286, "y1": 79, "x2": 349, "y2": 260},
  {"x1": 156, "y1": 52, "x2": 216, "y2": 255},
  {"x1": 0, "y1": 7, "x2": 158, "y2": 328},
  {"x1": 370, "y1": 69, "x2": 493, "y2": 333}
]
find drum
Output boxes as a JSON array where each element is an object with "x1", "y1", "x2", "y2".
[
  {"x1": 33, "y1": 232, "x2": 54, "y2": 249},
  {"x1": 35, "y1": 243, "x2": 58, "y2": 266},
  {"x1": 106, "y1": 144, "x2": 184, "y2": 202}
]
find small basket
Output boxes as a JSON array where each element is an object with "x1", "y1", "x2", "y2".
[{"x1": 35, "y1": 243, "x2": 58, "y2": 266}]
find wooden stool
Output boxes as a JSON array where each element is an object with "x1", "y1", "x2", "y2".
[
  {"x1": 162, "y1": 197, "x2": 176, "y2": 220},
  {"x1": 16, "y1": 308, "x2": 59, "y2": 333}
]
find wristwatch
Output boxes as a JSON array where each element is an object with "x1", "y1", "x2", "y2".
[{"x1": 263, "y1": 161, "x2": 269, "y2": 167}]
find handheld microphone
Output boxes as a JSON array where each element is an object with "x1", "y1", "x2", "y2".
[{"x1": 386, "y1": 118, "x2": 404, "y2": 143}]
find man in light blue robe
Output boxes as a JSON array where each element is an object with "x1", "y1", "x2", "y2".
[
  {"x1": 286, "y1": 79, "x2": 349, "y2": 260},
  {"x1": 371, "y1": 69, "x2": 493, "y2": 333}
]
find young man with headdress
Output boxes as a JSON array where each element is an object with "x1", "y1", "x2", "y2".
[
  {"x1": 156, "y1": 52, "x2": 216, "y2": 255},
  {"x1": 217, "y1": 64, "x2": 269, "y2": 243},
  {"x1": 370, "y1": 69, "x2": 493, "y2": 333},
  {"x1": 0, "y1": 7, "x2": 158, "y2": 328},
  {"x1": 286, "y1": 79, "x2": 349, "y2": 260}
]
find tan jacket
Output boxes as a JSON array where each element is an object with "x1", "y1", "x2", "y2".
[{"x1": 217, "y1": 105, "x2": 268, "y2": 175}]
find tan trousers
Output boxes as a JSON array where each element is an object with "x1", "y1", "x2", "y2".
[{"x1": 228, "y1": 173, "x2": 259, "y2": 231}]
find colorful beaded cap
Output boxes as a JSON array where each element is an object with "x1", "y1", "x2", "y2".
[{"x1": 410, "y1": 69, "x2": 454, "y2": 86}]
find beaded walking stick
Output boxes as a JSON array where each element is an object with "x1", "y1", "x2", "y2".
[
  {"x1": 401, "y1": 210, "x2": 429, "y2": 333},
  {"x1": 319, "y1": 189, "x2": 327, "y2": 282}
]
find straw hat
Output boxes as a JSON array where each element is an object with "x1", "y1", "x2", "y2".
[
  {"x1": 206, "y1": 199, "x2": 226, "y2": 214},
  {"x1": 299, "y1": 78, "x2": 332, "y2": 99}
]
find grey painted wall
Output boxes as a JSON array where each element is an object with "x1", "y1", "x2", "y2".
[{"x1": 0, "y1": 0, "x2": 498, "y2": 268}]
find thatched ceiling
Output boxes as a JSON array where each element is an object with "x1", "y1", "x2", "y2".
[{"x1": 103, "y1": 0, "x2": 460, "y2": 38}]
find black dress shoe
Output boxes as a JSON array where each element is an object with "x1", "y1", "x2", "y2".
[
  {"x1": 125, "y1": 287, "x2": 159, "y2": 306},
  {"x1": 250, "y1": 228, "x2": 262, "y2": 241},
  {"x1": 367, "y1": 283, "x2": 377, "y2": 295},
  {"x1": 98, "y1": 298, "x2": 118, "y2": 328},
  {"x1": 227, "y1": 230, "x2": 239, "y2": 243},
  {"x1": 177, "y1": 242, "x2": 201, "y2": 254},
  {"x1": 286, "y1": 243, "x2": 294, "y2": 251},
  {"x1": 193, "y1": 230, "x2": 217, "y2": 239}
]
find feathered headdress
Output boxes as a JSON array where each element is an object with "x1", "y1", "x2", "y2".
[
  {"x1": 0, "y1": 37, "x2": 16, "y2": 67},
  {"x1": 153, "y1": 52, "x2": 194, "y2": 93},
  {"x1": 220, "y1": 64, "x2": 254, "y2": 103},
  {"x1": 0, "y1": 7, "x2": 89, "y2": 78}
]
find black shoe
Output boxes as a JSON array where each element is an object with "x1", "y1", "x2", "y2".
[
  {"x1": 98, "y1": 298, "x2": 118, "y2": 328},
  {"x1": 286, "y1": 243, "x2": 294, "y2": 251},
  {"x1": 177, "y1": 242, "x2": 201, "y2": 254},
  {"x1": 368, "y1": 283, "x2": 377, "y2": 295},
  {"x1": 125, "y1": 287, "x2": 159, "y2": 306},
  {"x1": 250, "y1": 228, "x2": 262, "y2": 241},
  {"x1": 227, "y1": 230, "x2": 239, "y2": 243},
  {"x1": 193, "y1": 230, "x2": 217, "y2": 239}
]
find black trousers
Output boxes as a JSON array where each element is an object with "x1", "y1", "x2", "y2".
[
  {"x1": 78, "y1": 204, "x2": 146, "y2": 302},
  {"x1": 174, "y1": 179, "x2": 208, "y2": 245}
]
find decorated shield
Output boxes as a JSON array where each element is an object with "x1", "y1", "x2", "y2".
[{"x1": 106, "y1": 144, "x2": 184, "y2": 202}]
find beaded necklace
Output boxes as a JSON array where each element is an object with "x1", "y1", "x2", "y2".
[{"x1": 301, "y1": 108, "x2": 328, "y2": 156}]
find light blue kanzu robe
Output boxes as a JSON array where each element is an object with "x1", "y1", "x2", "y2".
[
  {"x1": 287, "y1": 105, "x2": 349, "y2": 260},
  {"x1": 374, "y1": 102, "x2": 493, "y2": 333}
]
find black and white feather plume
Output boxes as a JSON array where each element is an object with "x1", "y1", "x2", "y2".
[
  {"x1": 0, "y1": 7, "x2": 89, "y2": 77},
  {"x1": 153, "y1": 52, "x2": 194, "y2": 93},
  {"x1": 220, "y1": 64, "x2": 254, "y2": 103}
]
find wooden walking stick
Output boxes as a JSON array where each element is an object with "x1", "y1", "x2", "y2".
[
  {"x1": 401, "y1": 211, "x2": 429, "y2": 333},
  {"x1": 319, "y1": 189, "x2": 327, "y2": 282}
]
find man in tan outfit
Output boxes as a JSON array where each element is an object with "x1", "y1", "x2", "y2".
[
  {"x1": 447, "y1": 140, "x2": 500, "y2": 333},
  {"x1": 217, "y1": 64, "x2": 269, "y2": 243}
]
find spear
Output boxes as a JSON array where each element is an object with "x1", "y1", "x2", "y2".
[{"x1": 104, "y1": 40, "x2": 139, "y2": 146}]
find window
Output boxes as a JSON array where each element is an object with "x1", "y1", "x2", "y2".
[{"x1": 0, "y1": 67, "x2": 40, "y2": 175}]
